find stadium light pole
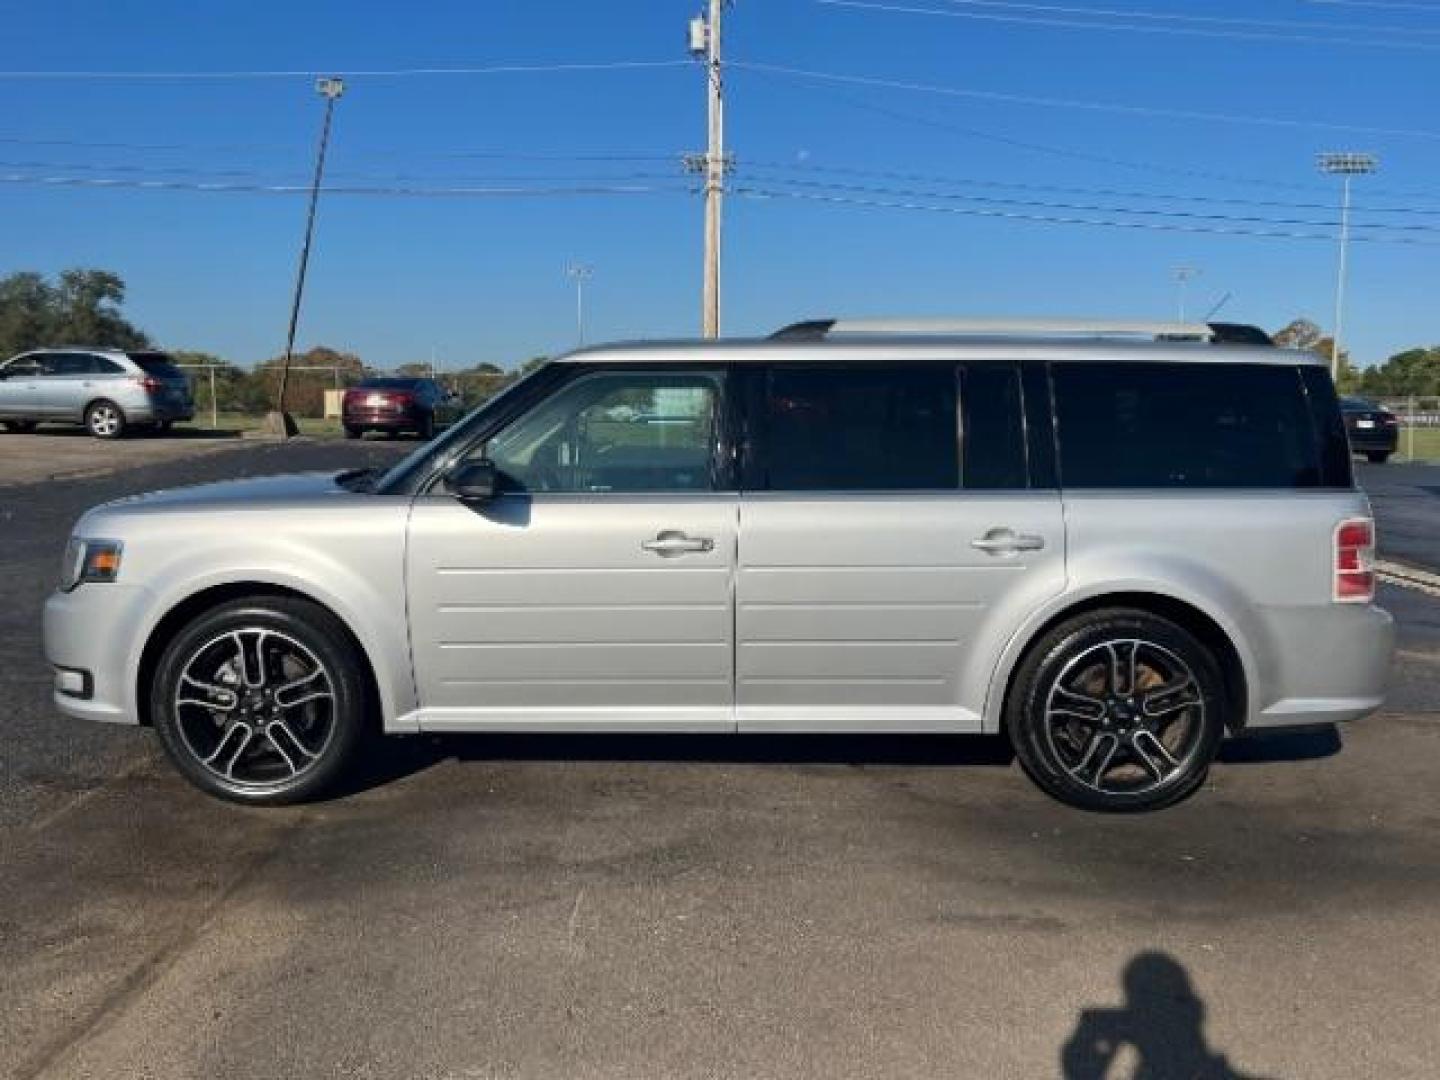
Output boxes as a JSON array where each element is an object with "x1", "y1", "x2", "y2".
[
  {"x1": 271, "y1": 76, "x2": 345, "y2": 437},
  {"x1": 1171, "y1": 265, "x2": 1200, "y2": 322},
  {"x1": 1318, "y1": 152, "x2": 1377, "y2": 382},
  {"x1": 567, "y1": 262, "x2": 593, "y2": 346}
]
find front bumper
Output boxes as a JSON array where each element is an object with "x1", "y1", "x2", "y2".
[{"x1": 42, "y1": 582, "x2": 155, "y2": 724}]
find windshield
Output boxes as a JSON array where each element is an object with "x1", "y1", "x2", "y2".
[{"x1": 372, "y1": 363, "x2": 552, "y2": 494}]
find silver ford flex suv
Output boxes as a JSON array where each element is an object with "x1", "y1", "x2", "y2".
[
  {"x1": 42, "y1": 319, "x2": 1394, "y2": 812},
  {"x1": 0, "y1": 348, "x2": 194, "y2": 438}
]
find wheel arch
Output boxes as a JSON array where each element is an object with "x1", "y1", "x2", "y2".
[
  {"x1": 135, "y1": 581, "x2": 383, "y2": 730},
  {"x1": 987, "y1": 589, "x2": 1250, "y2": 736}
]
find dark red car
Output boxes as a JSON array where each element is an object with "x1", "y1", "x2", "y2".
[{"x1": 342, "y1": 377, "x2": 462, "y2": 440}]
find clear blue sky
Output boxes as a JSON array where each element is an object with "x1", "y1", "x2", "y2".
[{"x1": 5, "y1": 0, "x2": 1438, "y2": 369}]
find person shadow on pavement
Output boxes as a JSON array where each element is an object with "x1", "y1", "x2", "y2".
[{"x1": 1062, "y1": 952, "x2": 1270, "y2": 1080}]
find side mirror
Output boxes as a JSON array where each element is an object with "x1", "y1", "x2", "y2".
[{"x1": 447, "y1": 459, "x2": 498, "y2": 503}]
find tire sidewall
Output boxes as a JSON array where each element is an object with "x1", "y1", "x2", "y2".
[
  {"x1": 150, "y1": 598, "x2": 368, "y2": 805},
  {"x1": 1007, "y1": 609, "x2": 1226, "y2": 813}
]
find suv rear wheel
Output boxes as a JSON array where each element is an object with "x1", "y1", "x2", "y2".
[
  {"x1": 1007, "y1": 608, "x2": 1226, "y2": 812},
  {"x1": 85, "y1": 399, "x2": 126, "y2": 439},
  {"x1": 150, "y1": 596, "x2": 370, "y2": 804}
]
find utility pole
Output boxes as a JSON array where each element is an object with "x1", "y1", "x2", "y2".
[
  {"x1": 688, "y1": 1, "x2": 728, "y2": 338},
  {"x1": 567, "y1": 262, "x2": 593, "y2": 346},
  {"x1": 270, "y1": 76, "x2": 344, "y2": 437},
  {"x1": 1318, "y1": 152, "x2": 1377, "y2": 382},
  {"x1": 1171, "y1": 265, "x2": 1200, "y2": 321}
]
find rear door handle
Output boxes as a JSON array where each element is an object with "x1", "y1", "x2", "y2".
[
  {"x1": 642, "y1": 530, "x2": 715, "y2": 557},
  {"x1": 971, "y1": 528, "x2": 1046, "y2": 555}
]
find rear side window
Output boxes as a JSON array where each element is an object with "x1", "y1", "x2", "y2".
[
  {"x1": 1053, "y1": 362, "x2": 1330, "y2": 489},
  {"x1": 961, "y1": 363, "x2": 1027, "y2": 490},
  {"x1": 1299, "y1": 366, "x2": 1354, "y2": 488},
  {"x1": 753, "y1": 365, "x2": 958, "y2": 491},
  {"x1": 128, "y1": 353, "x2": 185, "y2": 380}
]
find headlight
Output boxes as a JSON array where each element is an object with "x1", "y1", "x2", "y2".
[{"x1": 60, "y1": 538, "x2": 123, "y2": 591}]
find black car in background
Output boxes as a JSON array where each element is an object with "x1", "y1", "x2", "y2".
[
  {"x1": 342, "y1": 377, "x2": 462, "y2": 440},
  {"x1": 1340, "y1": 396, "x2": 1399, "y2": 463}
]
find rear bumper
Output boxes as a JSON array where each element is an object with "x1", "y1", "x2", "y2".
[
  {"x1": 1248, "y1": 602, "x2": 1394, "y2": 729},
  {"x1": 1347, "y1": 428, "x2": 1399, "y2": 452},
  {"x1": 343, "y1": 410, "x2": 421, "y2": 429},
  {"x1": 128, "y1": 399, "x2": 195, "y2": 423}
]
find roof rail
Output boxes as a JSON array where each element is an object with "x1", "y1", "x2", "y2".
[{"x1": 770, "y1": 318, "x2": 1273, "y2": 345}]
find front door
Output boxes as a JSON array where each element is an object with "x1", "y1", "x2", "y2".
[
  {"x1": 0, "y1": 354, "x2": 50, "y2": 419},
  {"x1": 735, "y1": 361, "x2": 1067, "y2": 733},
  {"x1": 406, "y1": 366, "x2": 737, "y2": 732}
]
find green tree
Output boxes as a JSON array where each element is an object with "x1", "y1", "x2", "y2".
[
  {"x1": 0, "y1": 268, "x2": 150, "y2": 356},
  {"x1": 1272, "y1": 318, "x2": 1357, "y2": 390}
]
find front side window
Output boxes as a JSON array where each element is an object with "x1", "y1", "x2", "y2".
[
  {"x1": 484, "y1": 369, "x2": 724, "y2": 493},
  {"x1": 1053, "y1": 362, "x2": 1327, "y2": 489},
  {"x1": 752, "y1": 365, "x2": 959, "y2": 491}
]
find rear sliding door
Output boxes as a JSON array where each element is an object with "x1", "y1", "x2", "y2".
[{"x1": 735, "y1": 361, "x2": 1067, "y2": 733}]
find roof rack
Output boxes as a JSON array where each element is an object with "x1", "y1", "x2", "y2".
[{"x1": 769, "y1": 318, "x2": 1273, "y2": 346}]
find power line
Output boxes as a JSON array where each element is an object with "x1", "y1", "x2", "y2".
[
  {"x1": 927, "y1": 0, "x2": 1440, "y2": 36},
  {"x1": 1299, "y1": 0, "x2": 1440, "y2": 12},
  {"x1": 0, "y1": 59, "x2": 693, "y2": 81},
  {"x1": 739, "y1": 64, "x2": 1440, "y2": 201},
  {"x1": 740, "y1": 159, "x2": 1440, "y2": 214},
  {"x1": 734, "y1": 185, "x2": 1440, "y2": 244},
  {"x1": 731, "y1": 60, "x2": 1440, "y2": 140},
  {"x1": 0, "y1": 173, "x2": 692, "y2": 198},
  {"x1": 736, "y1": 174, "x2": 1440, "y2": 233},
  {"x1": 816, "y1": 0, "x2": 1440, "y2": 50}
]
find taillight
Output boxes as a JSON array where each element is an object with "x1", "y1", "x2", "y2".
[
  {"x1": 392, "y1": 392, "x2": 414, "y2": 406},
  {"x1": 133, "y1": 376, "x2": 163, "y2": 392},
  {"x1": 1381, "y1": 414, "x2": 1398, "y2": 427},
  {"x1": 1334, "y1": 518, "x2": 1375, "y2": 603}
]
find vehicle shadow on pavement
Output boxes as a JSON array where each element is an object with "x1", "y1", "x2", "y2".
[
  {"x1": 337, "y1": 726, "x2": 1342, "y2": 799},
  {"x1": 337, "y1": 732, "x2": 1018, "y2": 797},
  {"x1": 1062, "y1": 951, "x2": 1273, "y2": 1079},
  {"x1": 14, "y1": 425, "x2": 243, "y2": 440}
]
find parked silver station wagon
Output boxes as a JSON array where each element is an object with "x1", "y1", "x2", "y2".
[
  {"x1": 43, "y1": 319, "x2": 1394, "y2": 811},
  {"x1": 0, "y1": 347, "x2": 194, "y2": 437}
]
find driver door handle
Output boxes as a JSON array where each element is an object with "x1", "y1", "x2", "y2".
[
  {"x1": 642, "y1": 530, "x2": 714, "y2": 557},
  {"x1": 971, "y1": 528, "x2": 1046, "y2": 555}
]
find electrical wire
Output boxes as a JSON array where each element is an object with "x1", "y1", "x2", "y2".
[
  {"x1": 926, "y1": 0, "x2": 1440, "y2": 35},
  {"x1": 0, "y1": 59, "x2": 693, "y2": 81},
  {"x1": 731, "y1": 60, "x2": 1440, "y2": 141},
  {"x1": 740, "y1": 158, "x2": 1440, "y2": 215},
  {"x1": 0, "y1": 173, "x2": 694, "y2": 198},
  {"x1": 815, "y1": 0, "x2": 1440, "y2": 50},
  {"x1": 734, "y1": 185, "x2": 1440, "y2": 244}
]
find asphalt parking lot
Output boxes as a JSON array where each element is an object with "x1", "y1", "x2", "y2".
[{"x1": 2, "y1": 443, "x2": 1439, "y2": 1079}]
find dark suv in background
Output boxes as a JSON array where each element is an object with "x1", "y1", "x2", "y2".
[
  {"x1": 1340, "y1": 396, "x2": 1399, "y2": 463},
  {"x1": 342, "y1": 376, "x2": 461, "y2": 440}
]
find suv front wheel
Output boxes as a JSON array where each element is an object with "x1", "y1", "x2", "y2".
[
  {"x1": 1007, "y1": 608, "x2": 1226, "y2": 812},
  {"x1": 150, "y1": 596, "x2": 370, "y2": 804}
]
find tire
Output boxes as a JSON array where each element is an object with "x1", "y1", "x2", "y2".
[
  {"x1": 418, "y1": 413, "x2": 436, "y2": 441},
  {"x1": 155, "y1": 420, "x2": 174, "y2": 435},
  {"x1": 1366, "y1": 451, "x2": 1390, "y2": 464},
  {"x1": 149, "y1": 596, "x2": 371, "y2": 805},
  {"x1": 84, "y1": 399, "x2": 126, "y2": 439},
  {"x1": 2, "y1": 420, "x2": 37, "y2": 433},
  {"x1": 1006, "y1": 608, "x2": 1226, "y2": 813},
  {"x1": 344, "y1": 425, "x2": 362, "y2": 440}
]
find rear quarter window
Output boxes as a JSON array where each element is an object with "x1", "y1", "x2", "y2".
[
  {"x1": 1053, "y1": 361, "x2": 1338, "y2": 489},
  {"x1": 128, "y1": 353, "x2": 185, "y2": 380}
]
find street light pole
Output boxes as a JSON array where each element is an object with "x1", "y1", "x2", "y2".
[
  {"x1": 688, "y1": 0, "x2": 728, "y2": 339},
  {"x1": 567, "y1": 262, "x2": 593, "y2": 346},
  {"x1": 271, "y1": 76, "x2": 345, "y2": 436},
  {"x1": 1171, "y1": 265, "x2": 1200, "y2": 322},
  {"x1": 1318, "y1": 152, "x2": 1377, "y2": 383}
]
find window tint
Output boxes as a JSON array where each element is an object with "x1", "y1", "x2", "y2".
[
  {"x1": 756, "y1": 365, "x2": 958, "y2": 491},
  {"x1": 962, "y1": 363, "x2": 1027, "y2": 489},
  {"x1": 357, "y1": 377, "x2": 424, "y2": 390},
  {"x1": 1053, "y1": 362, "x2": 1327, "y2": 489},
  {"x1": 1300, "y1": 366, "x2": 1354, "y2": 488},
  {"x1": 50, "y1": 353, "x2": 95, "y2": 376},
  {"x1": 91, "y1": 356, "x2": 125, "y2": 374},
  {"x1": 3, "y1": 354, "x2": 44, "y2": 376},
  {"x1": 486, "y1": 369, "x2": 723, "y2": 493},
  {"x1": 128, "y1": 353, "x2": 185, "y2": 380}
]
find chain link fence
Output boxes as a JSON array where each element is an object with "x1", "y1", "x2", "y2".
[{"x1": 1375, "y1": 397, "x2": 1440, "y2": 463}]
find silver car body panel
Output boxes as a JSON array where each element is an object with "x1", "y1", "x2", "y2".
[
  {"x1": 42, "y1": 334, "x2": 1394, "y2": 740},
  {"x1": 0, "y1": 347, "x2": 193, "y2": 425}
]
